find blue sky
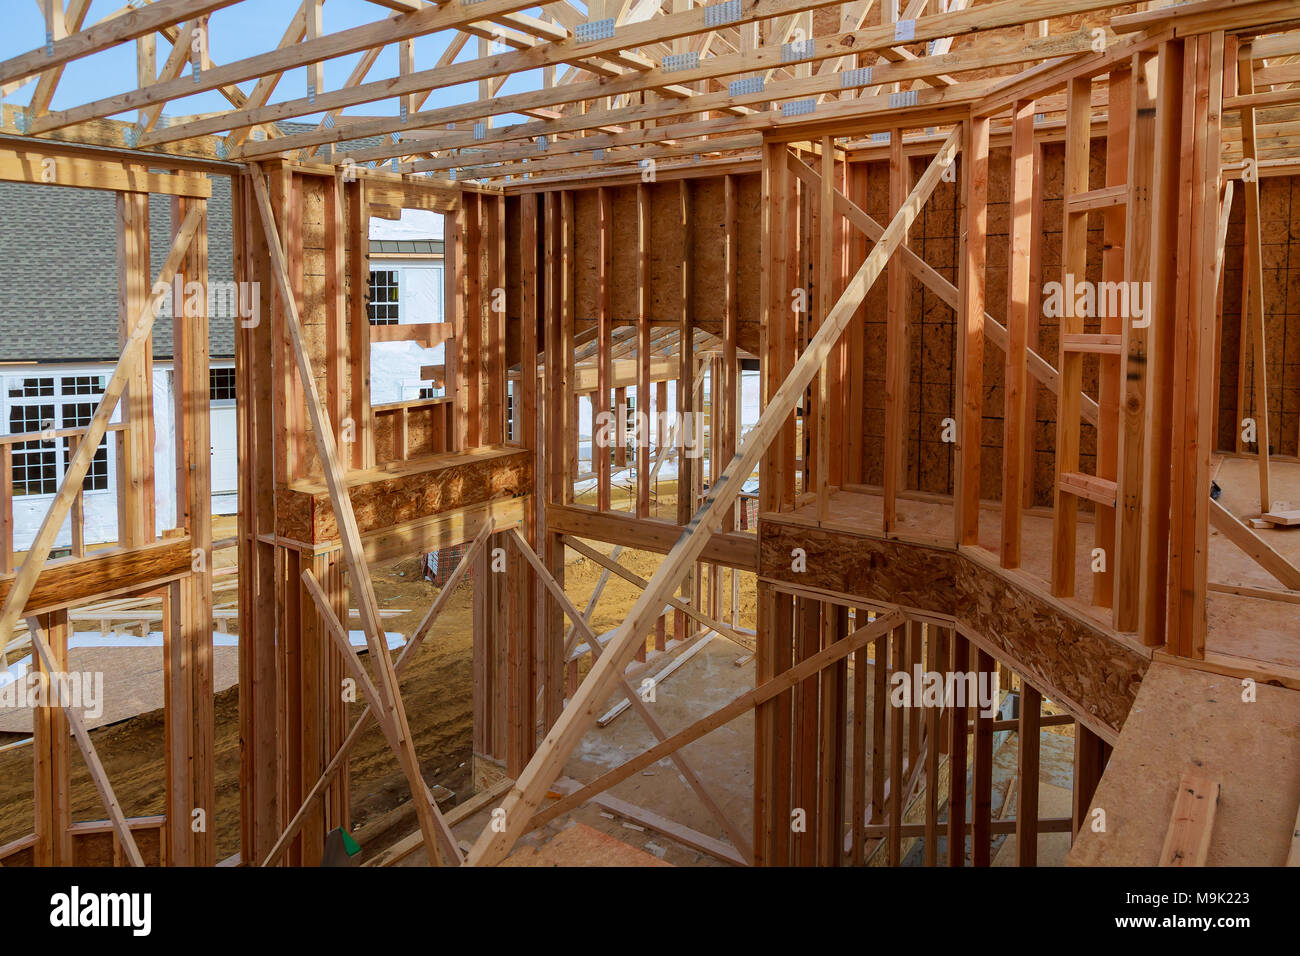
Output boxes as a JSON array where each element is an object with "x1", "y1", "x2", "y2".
[{"x1": 1, "y1": 1, "x2": 552, "y2": 126}]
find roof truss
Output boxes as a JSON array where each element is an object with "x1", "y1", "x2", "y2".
[{"x1": 0, "y1": 0, "x2": 1297, "y2": 183}]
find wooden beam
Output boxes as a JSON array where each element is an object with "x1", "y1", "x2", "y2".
[
  {"x1": 1094, "y1": 64, "x2": 1130, "y2": 612},
  {"x1": 1237, "y1": 42, "x2": 1272, "y2": 513},
  {"x1": 1113, "y1": 50, "x2": 1157, "y2": 634},
  {"x1": 1016, "y1": 682, "x2": 1042, "y2": 865},
  {"x1": 636, "y1": 184, "x2": 652, "y2": 518},
  {"x1": 597, "y1": 187, "x2": 612, "y2": 512},
  {"x1": 947, "y1": 633, "x2": 969, "y2": 865},
  {"x1": 971, "y1": 647, "x2": 994, "y2": 865},
  {"x1": 545, "y1": 504, "x2": 756, "y2": 571},
  {"x1": 261, "y1": 520, "x2": 493, "y2": 866},
  {"x1": 505, "y1": 526, "x2": 753, "y2": 862},
  {"x1": 1002, "y1": 100, "x2": 1034, "y2": 567},
  {"x1": 1051, "y1": 76, "x2": 1092, "y2": 599},
  {"x1": 1139, "y1": 39, "x2": 1186, "y2": 648},
  {"x1": 589, "y1": 792, "x2": 745, "y2": 866},
  {"x1": 1159, "y1": 771, "x2": 1220, "y2": 866},
  {"x1": 1166, "y1": 34, "x2": 1223, "y2": 660},
  {"x1": 531, "y1": 611, "x2": 905, "y2": 832},
  {"x1": 0, "y1": 0, "x2": 238, "y2": 86},
  {"x1": 1208, "y1": 498, "x2": 1300, "y2": 590},
  {"x1": 884, "y1": 129, "x2": 909, "y2": 535}
]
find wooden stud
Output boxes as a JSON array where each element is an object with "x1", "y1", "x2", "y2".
[
  {"x1": 1236, "y1": 42, "x2": 1272, "y2": 513},
  {"x1": 597, "y1": 187, "x2": 612, "y2": 511},
  {"x1": 1140, "y1": 38, "x2": 1186, "y2": 648},
  {"x1": 884, "y1": 129, "x2": 910, "y2": 535},
  {"x1": 971, "y1": 647, "x2": 995, "y2": 866},
  {"x1": 1002, "y1": 100, "x2": 1034, "y2": 568},
  {"x1": 817, "y1": 137, "x2": 835, "y2": 520},
  {"x1": 1016, "y1": 682, "x2": 1041, "y2": 865},
  {"x1": 1050, "y1": 76, "x2": 1092, "y2": 599},
  {"x1": 956, "y1": 117, "x2": 988, "y2": 547},
  {"x1": 1093, "y1": 66, "x2": 1131, "y2": 610},
  {"x1": 946, "y1": 632, "x2": 969, "y2": 866},
  {"x1": 1114, "y1": 49, "x2": 1158, "y2": 634}
]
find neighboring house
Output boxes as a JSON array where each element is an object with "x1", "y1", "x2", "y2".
[
  {"x1": 0, "y1": 176, "x2": 238, "y2": 551},
  {"x1": 0, "y1": 172, "x2": 445, "y2": 552},
  {"x1": 366, "y1": 214, "x2": 447, "y2": 406}
]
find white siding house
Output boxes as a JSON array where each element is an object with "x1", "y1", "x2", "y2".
[
  {"x1": 0, "y1": 363, "x2": 239, "y2": 552},
  {"x1": 0, "y1": 193, "x2": 446, "y2": 552},
  {"x1": 366, "y1": 210, "x2": 446, "y2": 405},
  {"x1": 0, "y1": 176, "x2": 240, "y2": 552}
]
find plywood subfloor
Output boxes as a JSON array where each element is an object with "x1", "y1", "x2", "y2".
[
  {"x1": 1205, "y1": 455, "x2": 1300, "y2": 672},
  {"x1": 991, "y1": 726, "x2": 1077, "y2": 867},
  {"x1": 1067, "y1": 661, "x2": 1300, "y2": 866},
  {"x1": 784, "y1": 467, "x2": 1300, "y2": 675},
  {"x1": 499, "y1": 821, "x2": 672, "y2": 867}
]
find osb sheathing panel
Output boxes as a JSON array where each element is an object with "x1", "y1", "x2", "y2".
[
  {"x1": 299, "y1": 175, "x2": 328, "y2": 484},
  {"x1": 735, "y1": 173, "x2": 763, "y2": 348},
  {"x1": 649, "y1": 179, "x2": 688, "y2": 322},
  {"x1": 851, "y1": 141, "x2": 1110, "y2": 506},
  {"x1": 505, "y1": 195, "x2": 523, "y2": 371},
  {"x1": 690, "y1": 177, "x2": 728, "y2": 329},
  {"x1": 545, "y1": 174, "x2": 762, "y2": 356},
  {"x1": 758, "y1": 517, "x2": 1147, "y2": 735},
  {"x1": 277, "y1": 448, "x2": 533, "y2": 543},
  {"x1": 70, "y1": 825, "x2": 166, "y2": 867},
  {"x1": 574, "y1": 189, "x2": 600, "y2": 319},
  {"x1": 285, "y1": 170, "x2": 359, "y2": 482},
  {"x1": 0, "y1": 824, "x2": 167, "y2": 867},
  {"x1": 1217, "y1": 174, "x2": 1300, "y2": 458},
  {"x1": 1067, "y1": 661, "x2": 1300, "y2": 866},
  {"x1": 372, "y1": 403, "x2": 452, "y2": 464},
  {"x1": 610, "y1": 185, "x2": 640, "y2": 322}
]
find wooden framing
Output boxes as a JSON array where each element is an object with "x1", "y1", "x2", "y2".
[
  {"x1": 2, "y1": 0, "x2": 1298, "y2": 873},
  {"x1": 468, "y1": 127, "x2": 963, "y2": 866}
]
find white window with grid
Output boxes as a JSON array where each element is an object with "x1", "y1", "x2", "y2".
[
  {"x1": 367, "y1": 269, "x2": 400, "y2": 324},
  {"x1": 2, "y1": 372, "x2": 117, "y2": 499}
]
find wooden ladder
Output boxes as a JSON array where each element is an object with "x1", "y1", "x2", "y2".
[{"x1": 1051, "y1": 74, "x2": 1126, "y2": 600}]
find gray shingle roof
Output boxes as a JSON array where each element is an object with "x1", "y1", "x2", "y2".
[
  {"x1": 369, "y1": 239, "x2": 443, "y2": 256},
  {"x1": 0, "y1": 175, "x2": 235, "y2": 363},
  {"x1": 0, "y1": 121, "x2": 423, "y2": 365}
]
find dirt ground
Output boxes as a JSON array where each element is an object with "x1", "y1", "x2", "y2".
[{"x1": 0, "y1": 481, "x2": 760, "y2": 862}]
